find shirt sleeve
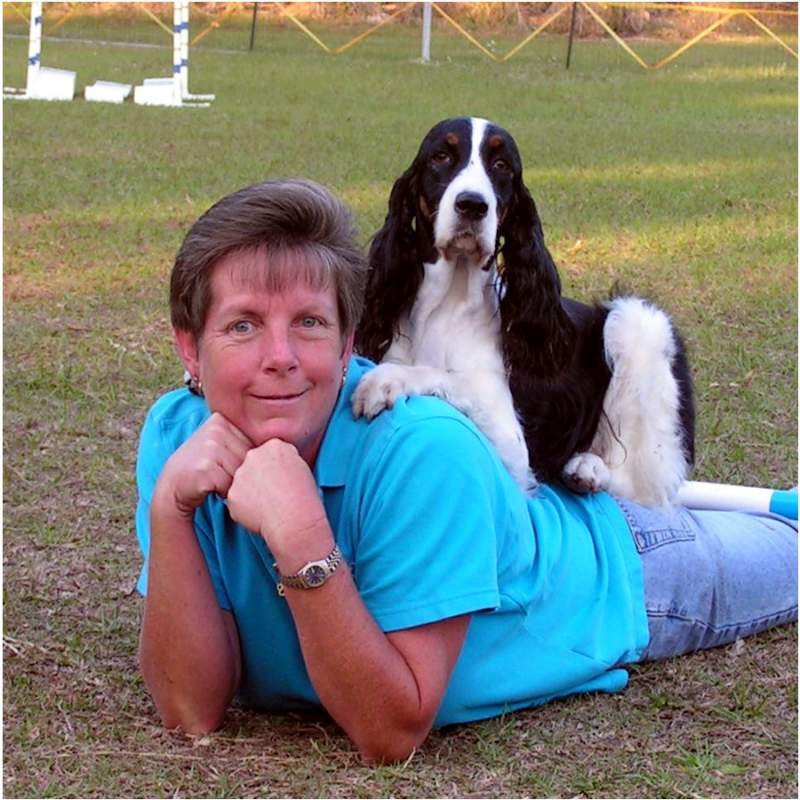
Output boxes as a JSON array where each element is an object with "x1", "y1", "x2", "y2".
[
  {"x1": 134, "y1": 391, "x2": 223, "y2": 603},
  {"x1": 135, "y1": 403, "x2": 171, "y2": 596},
  {"x1": 352, "y1": 408, "x2": 506, "y2": 632}
]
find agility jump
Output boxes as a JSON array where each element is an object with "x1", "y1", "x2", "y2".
[
  {"x1": 3, "y1": 1, "x2": 213, "y2": 107},
  {"x1": 3, "y1": 0, "x2": 76, "y2": 101},
  {"x1": 134, "y1": 0, "x2": 215, "y2": 107}
]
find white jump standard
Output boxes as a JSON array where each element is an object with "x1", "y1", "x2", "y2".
[
  {"x1": 134, "y1": 1, "x2": 214, "y2": 107},
  {"x1": 3, "y1": 1, "x2": 76, "y2": 102}
]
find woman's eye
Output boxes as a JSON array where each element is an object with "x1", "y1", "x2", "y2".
[
  {"x1": 231, "y1": 320, "x2": 253, "y2": 334},
  {"x1": 301, "y1": 317, "x2": 319, "y2": 328}
]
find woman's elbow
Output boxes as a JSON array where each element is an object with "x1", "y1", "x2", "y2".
[
  {"x1": 357, "y1": 739, "x2": 416, "y2": 765},
  {"x1": 354, "y1": 722, "x2": 431, "y2": 765},
  {"x1": 139, "y1": 650, "x2": 237, "y2": 735},
  {"x1": 140, "y1": 661, "x2": 230, "y2": 735},
  {"x1": 157, "y1": 702, "x2": 227, "y2": 736}
]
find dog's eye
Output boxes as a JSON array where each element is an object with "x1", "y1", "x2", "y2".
[
  {"x1": 492, "y1": 159, "x2": 512, "y2": 173},
  {"x1": 431, "y1": 151, "x2": 453, "y2": 166}
]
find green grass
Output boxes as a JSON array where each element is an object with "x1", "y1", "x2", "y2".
[{"x1": 3, "y1": 10, "x2": 797, "y2": 799}]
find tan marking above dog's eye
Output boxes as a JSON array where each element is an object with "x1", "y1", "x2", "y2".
[
  {"x1": 489, "y1": 134, "x2": 504, "y2": 149},
  {"x1": 445, "y1": 132, "x2": 459, "y2": 147}
]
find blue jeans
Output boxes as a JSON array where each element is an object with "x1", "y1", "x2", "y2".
[{"x1": 614, "y1": 499, "x2": 798, "y2": 662}]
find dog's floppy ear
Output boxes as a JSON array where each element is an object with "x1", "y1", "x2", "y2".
[
  {"x1": 355, "y1": 163, "x2": 425, "y2": 361},
  {"x1": 498, "y1": 180, "x2": 573, "y2": 376}
]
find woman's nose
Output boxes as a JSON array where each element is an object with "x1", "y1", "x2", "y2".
[{"x1": 260, "y1": 328, "x2": 299, "y2": 373}]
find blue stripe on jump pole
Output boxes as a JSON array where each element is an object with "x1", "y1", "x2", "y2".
[
  {"x1": 173, "y1": 64, "x2": 181, "y2": 73},
  {"x1": 35, "y1": 15, "x2": 42, "y2": 24},
  {"x1": 181, "y1": 59, "x2": 188, "y2": 67},
  {"x1": 28, "y1": 55, "x2": 40, "y2": 65}
]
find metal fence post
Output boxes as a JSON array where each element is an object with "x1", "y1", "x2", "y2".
[
  {"x1": 422, "y1": 2, "x2": 432, "y2": 63},
  {"x1": 250, "y1": 2, "x2": 259, "y2": 51},
  {"x1": 566, "y1": 2, "x2": 578, "y2": 69}
]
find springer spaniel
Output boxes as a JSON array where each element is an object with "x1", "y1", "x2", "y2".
[{"x1": 352, "y1": 117, "x2": 695, "y2": 505}]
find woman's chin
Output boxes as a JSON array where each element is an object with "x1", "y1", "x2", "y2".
[
  {"x1": 246, "y1": 420, "x2": 321, "y2": 461},
  {"x1": 248, "y1": 421, "x2": 299, "y2": 447}
]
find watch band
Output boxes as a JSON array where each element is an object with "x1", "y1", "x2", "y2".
[{"x1": 275, "y1": 545, "x2": 343, "y2": 596}]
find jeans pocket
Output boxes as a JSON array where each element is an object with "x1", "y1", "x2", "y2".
[{"x1": 616, "y1": 499, "x2": 695, "y2": 554}]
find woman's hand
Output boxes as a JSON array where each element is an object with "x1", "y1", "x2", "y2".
[
  {"x1": 226, "y1": 439, "x2": 334, "y2": 573},
  {"x1": 154, "y1": 412, "x2": 254, "y2": 518}
]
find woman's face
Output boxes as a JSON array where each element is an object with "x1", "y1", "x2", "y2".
[{"x1": 176, "y1": 249, "x2": 353, "y2": 465}]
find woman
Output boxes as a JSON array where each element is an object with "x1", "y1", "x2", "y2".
[{"x1": 136, "y1": 178, "x2": 797, "y2": 764}]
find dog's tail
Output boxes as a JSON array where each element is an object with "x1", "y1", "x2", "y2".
[{"x1": 597, "y1": 297, "x2": 693, "y2": 505}]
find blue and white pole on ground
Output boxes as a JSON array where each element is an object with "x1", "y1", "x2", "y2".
[
  {"x1": 26, "y1": 0, "x2": 43, "y2": 94},
  {"x1": 678, "y1": 481, "x2": 798, "y2": 520}
]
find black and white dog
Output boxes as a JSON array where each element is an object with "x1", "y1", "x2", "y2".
[{"x1": 353, "y1": 117, "x2": 694, "y2": 505}]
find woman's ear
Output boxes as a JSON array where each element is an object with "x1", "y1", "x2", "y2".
[
  {"x1": 173, "y1": 328, "x2": 200, "y2": 379},
  {"x1": 341, "y1": 330, "x2": 355, "y2": 364}
]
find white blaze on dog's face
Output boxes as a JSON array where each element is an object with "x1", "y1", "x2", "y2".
[
  {"x1": 414, "y1": 117, "x2": 521, "y2": 268},
  {"x1": 435, "y1": 118, "x2": 496, "y2": 264}
]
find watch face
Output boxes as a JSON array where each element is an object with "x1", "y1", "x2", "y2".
[{"x1": 304, "y1": 565, "x2": 327, "y2": 587}]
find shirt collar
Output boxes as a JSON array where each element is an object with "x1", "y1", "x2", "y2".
[{"x1": 314, "y1": 355, "x2": 374, "y2": 488}]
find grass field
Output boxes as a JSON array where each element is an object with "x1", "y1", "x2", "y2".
[{"x1": 3, "y1": 8, "x2": 798, "y2": 798}]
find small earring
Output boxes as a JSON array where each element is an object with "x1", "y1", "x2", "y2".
[
  {"x1": 341, "y1": 366, "x2": 348, "y2": 388},
  {"x1": 184, "y1": 370, "x2": 204, "y2": 397}
]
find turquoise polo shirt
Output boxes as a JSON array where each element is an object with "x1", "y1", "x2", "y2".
[{"x1": 136, "y1": 356, "x2": 649, "y2": 725}]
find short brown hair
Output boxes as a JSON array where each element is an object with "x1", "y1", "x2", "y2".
[{"x1": 170, "y1": 179, "x2": 366, "y2": 339}]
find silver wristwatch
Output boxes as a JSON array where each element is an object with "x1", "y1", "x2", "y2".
[{"x1": 275, "y1": 545, "x2": 343, "y2": 596}]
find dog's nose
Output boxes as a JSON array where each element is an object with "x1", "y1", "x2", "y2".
[{"x1": 455, "y1": 191, "x2": 488, "y2": 220}]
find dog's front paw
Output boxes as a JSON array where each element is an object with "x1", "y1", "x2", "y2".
[
  {"x1": 351, "y1": 365, "x2": 411, "y2": 420},
  {"x1": 562, "y1": 452, "x2": 610, "y2": 494}
]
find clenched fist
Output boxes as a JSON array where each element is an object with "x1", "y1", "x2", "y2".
[
  {"x1": 153, "y1": 412, "x2": 254, "y2": 518},
  {"x1": 227, "y1": 439, "x2": 334, "y2": 575}
]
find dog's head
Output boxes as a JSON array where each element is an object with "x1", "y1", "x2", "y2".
[
  {"x1": 411, "y1": 116, "x2": 522, "y2": 268},
  {"x1": 357, "y1": 117, "x2": 570, "y2": 368}
]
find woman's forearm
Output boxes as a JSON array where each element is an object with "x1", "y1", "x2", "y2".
[
  {"x1": 226, "y1": 438, "x2": 467, "y2": 761},
  {"x1": 284, "y1": 564, "x2": 465, "y2": 763},
  {"x1": 139, "y1": 496, "x2": 241, "y2": 733}
]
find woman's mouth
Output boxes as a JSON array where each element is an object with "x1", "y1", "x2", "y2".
[{"x1": 251, "y1": 389, "x2": 308, "y2": 403}]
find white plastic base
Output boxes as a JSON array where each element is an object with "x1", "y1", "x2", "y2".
[
  {"x1": 85, "y1": 80, "x2": 132, "y2": 104},
  {"x1": 24, "y1": 66, "x2": 76, "y2": 101},
  {"x1": 134, "y1": 77, "x2": 181, "y2": 107}
]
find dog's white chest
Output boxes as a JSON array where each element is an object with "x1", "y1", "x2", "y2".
[{"x1": 404, "y1": 259, "x2": 503, "y2": 373}]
